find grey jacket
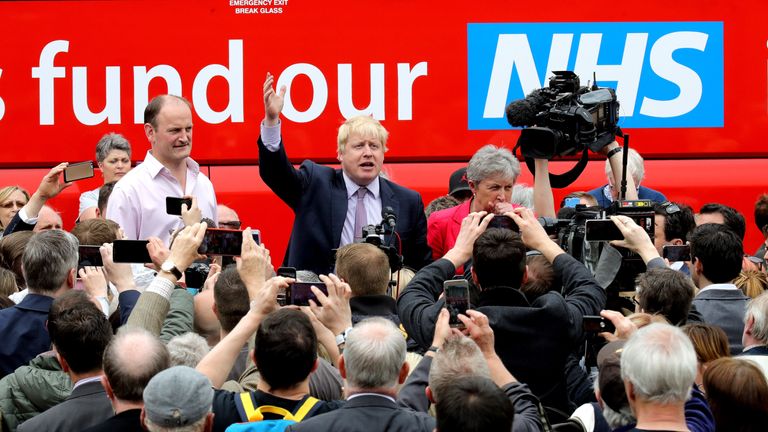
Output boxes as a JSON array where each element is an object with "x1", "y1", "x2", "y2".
[{"x1": 692, "y1": 285, "x2": 749, "y2": 355}]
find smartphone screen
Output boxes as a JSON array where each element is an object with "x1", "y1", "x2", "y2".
[
  {"x1": 289, "y1": 282, "x2": 328, "y2": 306},
  {"x1": 78, "y1": 245, "x2": 103, "y2": 269},
  {"x1": 198, "y1": 228, "x2": 245, "y2": 256},
  {"x1": 584, "y1": 219, "x2": 623, "y2": 242},
  {"x1": 444, "y1": 280, "x2": 470, "y2": 327},
  {"x1": 488, "y1": 215, "x2": 518, "y2": 232},
  {"x1": 165, "y1": 197, "x2": 193, "y2": 216},
  {"x1": 663, "y1": 245, "x2": 691, "y2": 262},
  {"x1": 113, "y1": 240, "x2": 152, "y2": 263},
  {"x1": 563, "y1": 197, "x2": 581, "y2": 208},
  {"x1": 582, "y1": 315, "x2": 616, "y2": 333},
  {"x1": 252, "y1": 229, "x2": 261, "y2": 245},
  {"x1": 64, "y1": 161, "x2": 95, "y2": 183}
]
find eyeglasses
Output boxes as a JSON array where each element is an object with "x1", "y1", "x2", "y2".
[
  {"x1": 660, "y1": 201, "x2": 681, "y2": 215},
  {"x1": 219, "y1": 220, "x2": 242, "y2": 229},
  {"x1": 631, "y1": 295, "x2": 641, "y2": 307}
]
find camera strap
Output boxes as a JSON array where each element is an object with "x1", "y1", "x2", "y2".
[{"x1": 517, "y1": 146, "x2": 590, "y2": 189}]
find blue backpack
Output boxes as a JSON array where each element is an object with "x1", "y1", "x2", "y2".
[{"x1": 224, "y1": 391, "x2": 321, "y2": 432}]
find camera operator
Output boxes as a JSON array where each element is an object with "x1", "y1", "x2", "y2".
[
  {"x1": 587, "y1": 147, "x2": 662, "y2": 208},
  {"x1": 398, "y1": 208, "x2": 606, "y2": 412}
]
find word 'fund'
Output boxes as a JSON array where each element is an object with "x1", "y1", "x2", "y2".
[{"x1": 27, "y1": 39, "x2": 428, "y2": 125}]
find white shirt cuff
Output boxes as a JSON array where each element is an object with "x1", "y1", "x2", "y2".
[
  {"x1": 18, "y1": 207, "x2": 38, "y2": 225},
  {"x1": 146, "y1": 276, "x2": 176, "y2": 300},
  {"x1": 260, "y1": 120, "x2": 282, "y2": 152},
  {"x1": 95, "y1": 296, "x2": 110, "y2": 317}
]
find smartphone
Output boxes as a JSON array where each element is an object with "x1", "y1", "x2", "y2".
[
  {"x1": 663, "y1": 245, "x2": 691, "y2": 262},
  {"x1": 64, "y1": 161, "x2": 95, "y2": 183},
  {"x1": 444, "y1": 279, "x2": 470, "y2": 328},
  {"x1": 584, "y1": 219, "x2": 623, "y2": 242},
  {"x1": 113, "y1": 240, "x2": 152, "y2": 263},
  {"x1": 563, "y1": 197, "x2": 581, "y2": 208},
  {"x1": 488, "y1": 215, "x2": 518, "y2": 232},
  {"x1": 288, "y1": 282, "x2": 328, "y2": 306},
  {"x1": 277, "y1": 267, "x2": 297, "y2": 279},
  {"x1": 197, "y1": 228, "x2": 259, "y2": 256},
  {"x1": 165, "y1": 197, "x2": 193, "y2": 216},
  {"x1": 582, "y1": 315, "x2": 616, "y2": 333},
  {"x1": 78, "y1": 245, "x2": 103, "y2": 269},
  {"x1": 276, "y1": 267, "x2": 296, "y2": 306}
]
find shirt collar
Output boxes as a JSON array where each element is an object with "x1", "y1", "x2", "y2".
[
  {"x1": 347, "y1": 392, "x2": 396, "y2": 404},
  {"x1": 342, "y1": 171, "x2": 380, "y2": 200},
  {"x1": 698, "y1": 283, "x2": 739, "y2": 293},
  {"x1": 143, "y1": 151, "x2": 200, "y2": 178},
  {"x1": 72, "y1": 375, "x2": 103, "y2": 391}
]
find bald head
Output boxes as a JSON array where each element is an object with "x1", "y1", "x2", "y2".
[
  {"x1": 34, "y1": 205, "x2": 63, "y2": 232},
  {"x1": 103, "y1": 328, "x2": 170, "y2": 402},
  {"x1": 217, "y1": 204, "x2": 240, "y2": 229}
]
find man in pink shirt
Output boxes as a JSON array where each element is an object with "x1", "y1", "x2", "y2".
[{"x1": 106, "y1": 95, "x2": 217, "y2": 244}]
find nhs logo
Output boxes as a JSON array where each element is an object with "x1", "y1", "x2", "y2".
[{"x1": 467, "y1": 22, "x2": 723, "y2": 130}]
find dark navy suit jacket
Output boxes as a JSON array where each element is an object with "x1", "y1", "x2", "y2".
[
  {"x1": 258, "y1": 138, "x2": 432, "y2": 275},
  {"x1": 0, "y1": 293, "x2": 54, "y2": 377}
]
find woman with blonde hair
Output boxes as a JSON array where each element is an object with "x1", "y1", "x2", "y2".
[
  {"x1": 734, "y1": 270, "x2": 768, "y2": 299},
  {"x1": 0, "y1": 186, "x2": 29, "y2": 235}
]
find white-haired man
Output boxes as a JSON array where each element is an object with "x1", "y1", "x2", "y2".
[
  {"x1": 286, "y1": 317, "x2": 434, "y2": 432},
  {"x1": 621, "y1": 323, "x2": 697, "y2": 431},
  {"x1": 587, "y1": 147, "x2": 666, "y2": 207}
]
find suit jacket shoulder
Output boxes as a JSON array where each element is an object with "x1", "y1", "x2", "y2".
[
  {"x1": 287, "y1": 394, "x2": 434, "y2": 432},
  {"x1": 16, "y1": 380, "x2": 112, "y2": 432}
]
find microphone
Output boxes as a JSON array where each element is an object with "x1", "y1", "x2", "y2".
[
  {"x1": 505, "y1": 89, "x2": 548, "y2": 127},
  {"x1": 382, "y1": 206, "x2": 397, "y2": 229}
]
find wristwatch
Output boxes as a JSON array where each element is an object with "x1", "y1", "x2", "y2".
[
  {"x1": 160, "y1": 260, "x2": 183, "y2": 280},
  {"x1": 335, "y1": 327, "x2": 353, "y2": 347}
]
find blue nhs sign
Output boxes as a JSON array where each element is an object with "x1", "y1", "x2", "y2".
[{"x1": 467, "y1": 22, "x2": 723, "y2": 130}]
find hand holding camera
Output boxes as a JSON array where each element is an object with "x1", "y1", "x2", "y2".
[
  {"x1": 78, "y1": 266, "x2": 108, "y2": 298},
  {"x1": 308, "y1": 274, "x2": 352, "y2": 336},
  {"x1": 236, "y1": 227, "x2": 270, "y2": 298},
  {"x1": 609, "y1": 215, "x2": 660, "y2": 264},
  {"x1": 180, "y1": 196, "x2": 202, "y2": 226},
  {"x1": 444, "y1": 212, "x2": 493, "y2": 267},
  {"x1": 167, "y1": 222, "x2": 207, "y2": 273},
  {"x1": 458, "y1": 310, "x2": 496, "y2": 358},
  {"x1": 100, "y1": 243, "x2": 136, "y2": 293}
]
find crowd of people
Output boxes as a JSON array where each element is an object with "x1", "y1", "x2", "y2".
[{"x1": 0, "y1": 75, "x2": 767, "y2": 432}]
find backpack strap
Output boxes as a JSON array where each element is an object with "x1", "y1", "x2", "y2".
[
  {"x1": 235, "y1": 391, "x2": 258, "y2": 422},
  {"x1": 291, "y1": 396, "x2": 320, "y2": 422},
  {"x1": 234, "y1": 392, "x2": 321, "y2": 423}
]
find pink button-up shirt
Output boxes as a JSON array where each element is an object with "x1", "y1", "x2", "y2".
[{"x1": 106, "y1": 151, "x2": 217, "y2": 245}]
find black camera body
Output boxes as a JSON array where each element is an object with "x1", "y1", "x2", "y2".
[
  {"x1": 546, "y1": 200, "x2": 655, "y2": 269},
  {"x1": 507, "y1": 71, "x2": 620, "y2": 160},
  {"x1": 359, "y1": 223, "x2": 403, "y2": 272}
]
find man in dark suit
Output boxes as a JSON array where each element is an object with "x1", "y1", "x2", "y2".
[
  {"x1": 17, "y1": 291, "x2": 114, "y2": 432},
  {"x1": 0, "y1": 229, "x2": 79, "y2": 377},
  {"x1": 398, "y1": 209, "x2": 606, "y2": 413},
  {"x1": 257, "y1": 73, "x2": 431, "y2": 275},
  {"x1": 690, "y1": 223, "x2": 750, "y2": 354},
  {"x1": 286, "y1": 317, "x2": 435, "y2": 432}
]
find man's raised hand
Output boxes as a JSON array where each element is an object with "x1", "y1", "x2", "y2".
[{"x1": 263, "y1": 72, "x2": 286, "y2": 126}]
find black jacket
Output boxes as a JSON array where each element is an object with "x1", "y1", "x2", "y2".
[
  {"x1": 286, "y1": 394, "x2": 434, "y2": 432},
  {"x1": 397, "y1": 253, "x2": 606, "y2": 412}
]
